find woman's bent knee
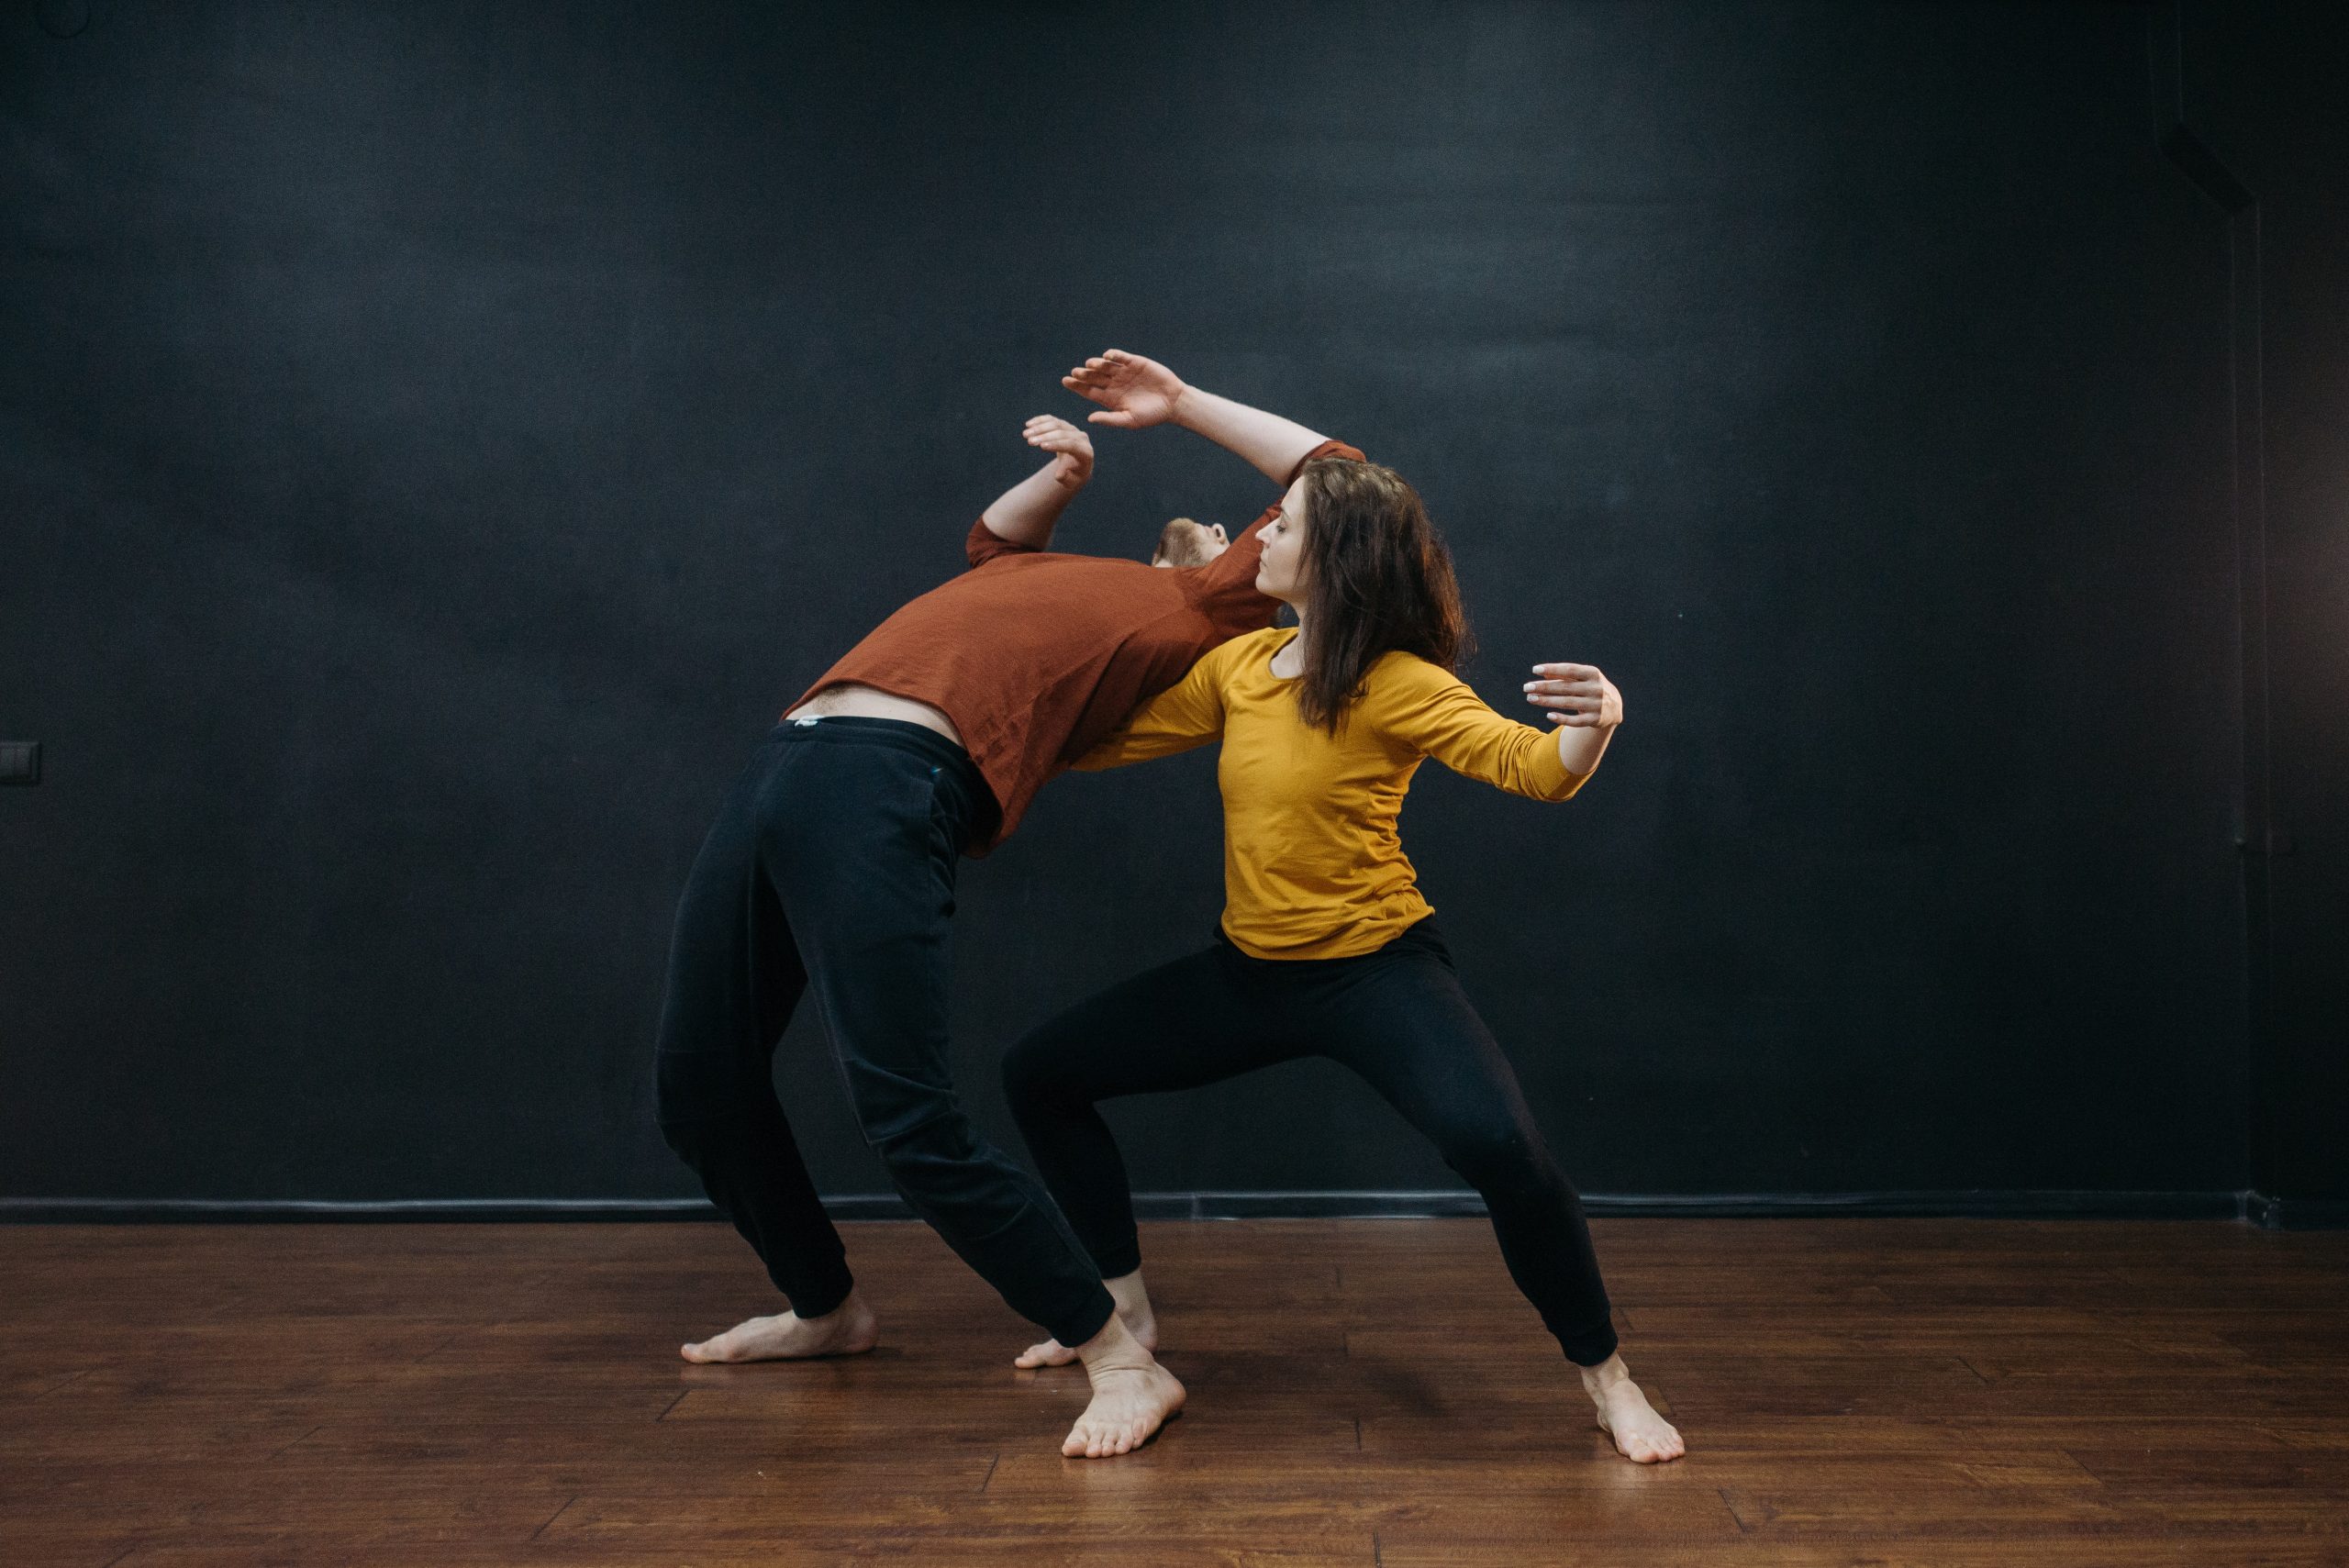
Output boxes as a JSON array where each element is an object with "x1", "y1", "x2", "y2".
[
  {"x1": 1442, "y1": 1126, "x2": 1559, "y2": 1197},
  {"x1": 999, "y1": 1029, "x2": 1079, "y2": 1108}
]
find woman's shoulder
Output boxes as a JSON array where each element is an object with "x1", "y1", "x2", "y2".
[{"x1": 1361, "y1": 648, "x2": 1464, "y2": 700}]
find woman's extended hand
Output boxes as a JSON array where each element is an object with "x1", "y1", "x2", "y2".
[
  {"x1": 1523, "y1": 663, "x2": 1622, "y2": 728},
  {"x1": 1063, "y1": 350, "x2": 1188, "y2": 429},
  {"x1": 1024, "y1": 414, "x2": 1095, "y2": 489}
]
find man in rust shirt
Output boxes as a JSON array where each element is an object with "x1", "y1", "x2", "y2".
[{"x1": 655, "y1": 350, "x2": 1362, "y2": 1458}]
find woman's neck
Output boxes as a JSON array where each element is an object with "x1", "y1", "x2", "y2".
[{"x1": 1273, "y1": 609, "x2": 1312, "y2": 677}]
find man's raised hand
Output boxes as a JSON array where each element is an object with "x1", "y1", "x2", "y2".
[
  {"x1": 1063, "y1": 350, "x2": 1188, "y2": 429},
  {"x1": 1025, "y1": 414, "x2": 1096, "y2": 489}
]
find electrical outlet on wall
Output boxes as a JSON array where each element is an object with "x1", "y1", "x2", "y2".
[{"x1": 0, "y1": 742, "x2": 40, "y2": 784}]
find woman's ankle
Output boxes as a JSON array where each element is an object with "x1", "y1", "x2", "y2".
[
  {"x1": 1075, "y1": 1307, "x2": 1154, "y2": 1371},
  {"x1": 1578, "y1": 1351, "x2": 1631, "y2": 1393}
]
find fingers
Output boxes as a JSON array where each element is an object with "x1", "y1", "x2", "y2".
[
  {"x1": 1063, "y1": 354, "x2": 1137, "y2": 395},
  {"x1": 1024, "y1": 416, "x2": 1088, "y2": 445},
  {"x1": 1525, "y1": 666, "x2": 1607, "y2": 727},
  {"x1": 1024, "y1": 414, "x2": 1093, "y2": 460},
  {"x1": 1524, "y1": 662, "x2": 1607, "y2": 719}
]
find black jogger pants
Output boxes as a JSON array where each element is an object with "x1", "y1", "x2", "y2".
[
  {"x1": 654, "y1": 717, "x2": 1116, "y2": 1351},
  {"x1": 999, "y1": 917, "x2": 1619, "y2": 1365}
]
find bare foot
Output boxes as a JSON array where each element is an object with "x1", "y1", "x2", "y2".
[
  {"x1": 1062, "y1": 1312, "x2": 1185, "y2": 1459},
  {"x1": 1581, "y1": 1353, "x2": 1685, "y2": 1463},
  {"x1": 679, "y1": 1287, "x2": 879, "y2": 1363},
  {"x1": 1016, "y1": 1268, "x2": 1157, "y2": 1368}
]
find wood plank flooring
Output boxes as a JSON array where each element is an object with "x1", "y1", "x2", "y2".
[{"x1": 4, "y1": 1218, "x2": 2345, "y2": 1565}]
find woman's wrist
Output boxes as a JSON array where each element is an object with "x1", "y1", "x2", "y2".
[{"x1": 1165, "y1": 381, "x2": 1205, "y2": 431}]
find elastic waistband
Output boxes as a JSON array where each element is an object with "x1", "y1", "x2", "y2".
[
  {"x1": 769, "y1": 715, "x2": 977, "y2": 778},
  {"x1": 1216, "y1": 914, "x2": 1449, "y2": 970}
]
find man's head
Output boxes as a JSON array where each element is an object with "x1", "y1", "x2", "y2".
[{"x1": 1150, "y1": 517, "x2": 1230, "y2": 569}]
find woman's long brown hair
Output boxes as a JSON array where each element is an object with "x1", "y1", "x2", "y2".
[{"x1": 1290, "y1": 457, "x2": 1472, "y2": 732}]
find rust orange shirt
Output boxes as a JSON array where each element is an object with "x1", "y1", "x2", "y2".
[{"x1": 792, "y1": 439, "x2": 1364, "y2": 853}]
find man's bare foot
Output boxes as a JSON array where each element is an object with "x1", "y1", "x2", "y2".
[
  {"x1": 679, "y1": 1287, "x2": 880, "y2": 1363},
  {"x1": 1062, "y1": 1311, "x2": 1185, "y2": 1459},
  {"x1": 1016, "y1": 1268, "x2": 1157, "y2": 1368},
  {"x1": 1581, "y1": 1353, "x2": 1685, "y2": 1463}
]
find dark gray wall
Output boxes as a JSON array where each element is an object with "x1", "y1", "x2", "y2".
[
  {"x1": 2, "y1": 2, "x2": 2339, "y2": 1208},
  {"x1": 2178, "y1": 1, "x2": 2349, "y2": 1215}
]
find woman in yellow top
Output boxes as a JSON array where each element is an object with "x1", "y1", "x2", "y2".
[{"x1": 999, "y1": 376, "x2": 1685, "y2": 1465}]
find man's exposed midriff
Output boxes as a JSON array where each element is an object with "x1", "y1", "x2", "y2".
[{"x1": 785, "y1": 683, "x2": 963, "y2": 748}]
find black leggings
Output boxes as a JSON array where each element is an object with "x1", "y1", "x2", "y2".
[
  {"x1": 654, "y1": 717, "x2": 1115, "y2": 1350},
  {"x1": 1000, "y1": 917, "x2": 1619, "y2": 1365}
]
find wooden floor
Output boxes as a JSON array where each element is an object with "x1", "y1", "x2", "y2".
[{"x1": 4, "y1": 1219, "x2": 2347, "y2": 1566}]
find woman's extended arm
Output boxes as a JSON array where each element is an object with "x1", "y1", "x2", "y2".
[
  {"x1": 976, "y1": 415, "x2": 1096, "y2": 550},
  {"x1": 1072, "y1": 644, "x2": 1231, "y2": 772},
  {"x1": 1063, "y1": 350, "x2": 1328, "y2": 485},
  {"x1": 1378, "y1": 658, "x2": 1622, "y2": 801}
]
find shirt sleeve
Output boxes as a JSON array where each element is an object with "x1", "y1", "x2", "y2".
[
  {"x1": 1375, "y1": 658, "x2": 1590, "y2": 802},
  {"x1": 1191, "y1": 439, "x2": 1367, "y2": 604},
  {"x1": 1073, "y1": 642, "x2": 1232, "y2": 772},
  {"x1": 966, "y1": 517, "x2": 1041, "y2": 569}
]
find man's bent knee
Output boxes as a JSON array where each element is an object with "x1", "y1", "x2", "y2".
[{"x1": 863, "y1": 1106, "x2": 996, "y2": 1202}]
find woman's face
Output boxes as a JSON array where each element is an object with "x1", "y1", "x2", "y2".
[{"x1": 1253, "y1": 477, "x2": 1309, "y2": 604}]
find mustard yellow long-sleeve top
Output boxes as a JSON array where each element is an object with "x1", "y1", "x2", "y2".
[{"x1": 1074, "y1": 626, "x2": 1591, "y2": 960}]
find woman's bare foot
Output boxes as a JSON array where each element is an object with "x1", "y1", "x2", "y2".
[
  {"x1": 1580, "y1": 1353, "x2": 1685, "y2": 1463},
  {"x1": 679, "y1": 1287, "x2": 880, "y2": 1363},
  {"x1": 1062, "y1": 1311, "x2": 1185, "y2": 1459},
  {"x1": 1016, "y1": 1268, "x2": 1157, "y2": 1368}
]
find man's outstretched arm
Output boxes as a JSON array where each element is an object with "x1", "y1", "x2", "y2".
[
  {"x1": 1063, "y1": 350, "x2": 1330, "y2": 484},
  {"x1": 977, "y1": 414, "x2": 1095, "y2": 550}
]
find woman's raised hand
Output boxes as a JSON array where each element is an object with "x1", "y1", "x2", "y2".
[
  {"x1": 1024, "y1": 414, "x2": 1096, "y2": 489},
  {"x1": 1524, "y1": 663, "x2": 1623, "y2": 728},
  {"x1": 1063, "y1": 350, "x2": 1188, "y2": 429}
]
